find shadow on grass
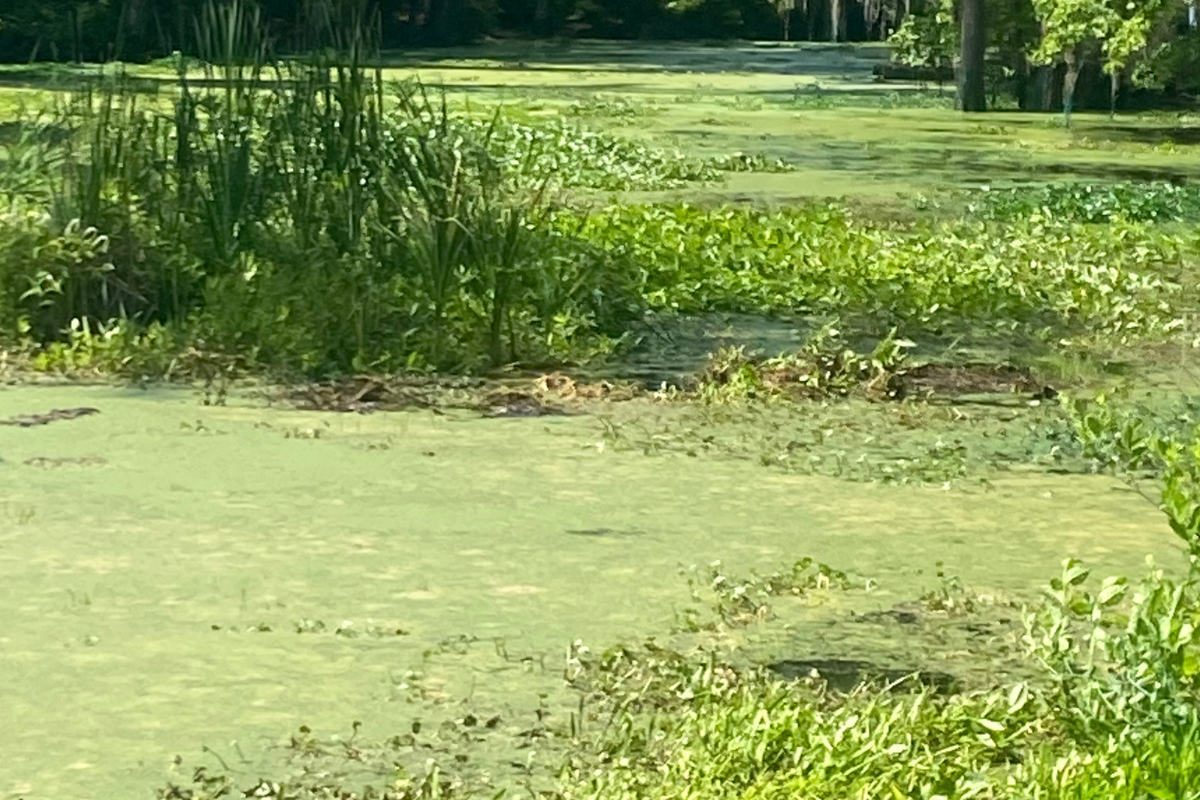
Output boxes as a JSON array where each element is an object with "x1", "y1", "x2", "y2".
[
  {"x1": 0, "y1": 63, "x2": 107, "y2": 90},
  {"x1": 1090, "y1": 124, "x2": 1200, "y2": 147}
]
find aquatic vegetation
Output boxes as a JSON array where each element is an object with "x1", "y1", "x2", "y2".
[
  {"x1": 971, "y1": 181, "x2": 1200, "y2": 224},
  {"x1": 558, "y1": 203, "x2": 1196, "y2": 343},
  {"x1": 598, "y1": 395, "x2": 1077, "y2": 487},
  {"x1": 2, "y1": 51, "x2": 1195, "y2": 381},
  {"x1": 694, "y1": 327, "x2": 913, "y2": 403},
  {"x1": 563, "y1": 95, "x2": 659, "y2": 122},
  {"x1": 1, "y1": 93, "x2": 1196, "y2": 378},
  {"x1": 560, "y1": 472, "x2": 1200, "y2": 800},
  {"x1": 677, "y1": 557, "x2": 851, "y2": 630},
  {"x1": 446, "y1": 115, "x2": 792, "y2": 191},
  {"x1": 163, "y1": 534, "x2": 1200, "y2": 800},
  {"x1": 4, "y1": 23, "x2": 1200, "y2": 800}
]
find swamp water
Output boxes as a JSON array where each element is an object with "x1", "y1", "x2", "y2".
[{"x1": 0, "y1": 384, "x2": 1179, "y2": 798}]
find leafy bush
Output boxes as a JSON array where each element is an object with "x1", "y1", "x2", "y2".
[
  {"x1": 1026, "y1": 558, "x2": 1200, "y2": 745},
  {"x1": 1065, "y1": 392, "x2": 1200, "y2": 561},
  {"x1": 0, "y1": 208, "x2": 115, "y2": 341}
]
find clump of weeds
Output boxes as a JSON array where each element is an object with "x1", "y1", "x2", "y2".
[
  {"x1": 676, "y1": 557, "x2": 851, "y2": 631},
  {"x1": 695, "y1": 325, "x2": 914, "y2": 404}
]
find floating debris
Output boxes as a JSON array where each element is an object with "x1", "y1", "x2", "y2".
[
  {"x1": 23, "y1": 456, "x2": 107, "y2": 469},
  {"x1": 479, "y1": 391, "x2": 567, "y2": 418},
  {"x1": 284, "y1": 375, "x2": 460, "y2": 413},
  {"x1": 0, "y1": 407, "x2": 100, "y2": 428}
]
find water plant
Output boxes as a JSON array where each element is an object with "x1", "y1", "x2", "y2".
[
  {"x1": 972, "y1": 181, "x2": 1200, "y2": 224},
  {"x1": 0, "y1": 3, "x2": 647, "y2": 376}
]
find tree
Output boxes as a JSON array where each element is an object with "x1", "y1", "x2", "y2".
[
  {"x1": 959, "y1": 0, "x2": 986, "y2": 110},
  {"x1": 1101, "y1": 0, "x2": 1189, "y2": 114},
  {"x1": 1031, "y1": 0, "x2": 1190, "y2": 123},
  {"x1": 1030, "y1": 0, "x2": 1114, "y2": 126},
  {"x1": 889, "y1": 0, "x2": 956, "y2": 80},
  {"x1": 775, "y1": 0, "x2": 795, "y2": 39}
]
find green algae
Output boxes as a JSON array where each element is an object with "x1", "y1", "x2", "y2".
[
  {"x1": 2, "y1": 42, "x2": 1199, "y2": 211},
  {"x1": 0, "y1": 383, "x2": 1181, "y2": 798}
]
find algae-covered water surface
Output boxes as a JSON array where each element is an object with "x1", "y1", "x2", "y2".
[{"x1": 0, "y1": 383, "x2": 1179, "y2": 798}]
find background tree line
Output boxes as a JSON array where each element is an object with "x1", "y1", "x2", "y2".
[
  {"x1": 904, "y1": 0, "x2": 1199, "y2": 113},
  {"x1": 0, "y1": 0, "x2": 1194, "y2": 113},
  {"x1": 0, "y1": 0, "x2": 985, "y2": 58}
]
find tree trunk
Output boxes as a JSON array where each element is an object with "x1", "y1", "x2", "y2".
[
  {"x1": 830, "y1": 0, "x2": 841, "y2": 41},
  {"x1": 1063, "y1": 48, "x2": 1080, "y2": 128},
  {"x1": 958, "y1": 0, "x2": 985, "y2": 111},
  {"x1": 1023, "y1": 63, "x2": 1061, "y2": 112}
]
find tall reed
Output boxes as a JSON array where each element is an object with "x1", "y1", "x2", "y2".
[{"x1": 1, "y1": 0, "x2": 632, "y2": 374}]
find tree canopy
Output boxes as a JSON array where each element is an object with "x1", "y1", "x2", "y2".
[{"x1": 892, "y1": 0, "x2": 1196, "y2": 113}]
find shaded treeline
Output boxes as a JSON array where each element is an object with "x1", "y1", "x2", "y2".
[{"x1": 0, "y1": 0, "x2": 928, "y2": 60}]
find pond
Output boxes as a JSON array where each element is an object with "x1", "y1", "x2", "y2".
[{"x1": 0, "y1": 383, "x2": 1176, "y2": 798}]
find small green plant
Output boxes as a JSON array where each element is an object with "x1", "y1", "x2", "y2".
[
  {"x1": 919, "y1": 565, "x2": 989, "y2": 616},
  {"x1": 680, "y1": 556, "x2": 849, "y2": 629},
  {"x1": 1064, "y1": 392, "x2": 1200, "y2": 560},
  {"x1": 1025, "y1": 557, "x2": 1200, "y2": 744},
  {"x1": 695, "y1": 327, "x2": 913, "y2": 404}
]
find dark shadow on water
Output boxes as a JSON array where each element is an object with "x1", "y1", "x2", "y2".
[
  {"x1": 379, "y1": 42, "x2": 892, "y2": 77},
  {"x1": 0, "y1": 120, "x2": 71, "y2": 145},
  {"x1": 1089, "y1": 124, "x2": 1200, "y2": 147},
  {"x1": 0, "y1": 64, "x2": 99, "y2": 90},
  {"x1": 565, "y1": 527, "x2": 646, "y2": 537},
  {"x1": 0, "y1": 69, "x2": 167, "y2": 94},
  {"x1": 770, "y1": 658, "x2": 960, "y2": 695},
  {"x1": 1037, "y1": 161, "x2": 1195, "y2": 183}
]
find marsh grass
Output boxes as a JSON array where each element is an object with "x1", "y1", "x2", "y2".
[
  {"x1": 1, "y1": 47, "x2": 1197, "y2": 380},
  {"x1": 0, "y1": 1, "x2": 651, "y2": 377}
]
